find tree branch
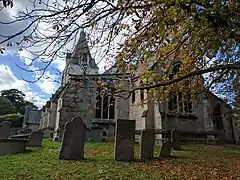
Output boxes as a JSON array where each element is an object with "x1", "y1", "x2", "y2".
[{"x1": 117, "y1": 63, "x2": 240, "y2": 100}]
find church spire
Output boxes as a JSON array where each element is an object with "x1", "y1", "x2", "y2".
[{"x1": 70, "y1": 30, "x2": 98, "y2": 71}]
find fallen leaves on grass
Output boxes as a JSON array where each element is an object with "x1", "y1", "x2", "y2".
[{"x1": 138, "y1": 145, "x2": 240, "y2": 180}]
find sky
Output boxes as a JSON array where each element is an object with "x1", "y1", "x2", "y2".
[
  {"x1": 0, "y1": 1, "x2": 89, "y2": 107},
  {"x1": 0, "y1": 49, "x2": 60, "y2": 107},
  {"x1": 0, "y1": 0, "x2": 115, "y2": 108},
  {"x1": 0, "y1": 1, "x2": 234, "y2": 109}
]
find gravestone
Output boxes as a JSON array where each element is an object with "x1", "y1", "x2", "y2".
[
  {"x1": 114, "y1": 119, "x2": 135, "y2": 161},
  {"x1": 140, "y1": 129, "x2": 154, "y2": 161},
  {"x1": 59, "y1": 117, "x2": 87, "y2": 160},
  {"x1": 0, "y1": 121, "x2": 11, "y2": 138},
  {"x1": 106, "y1": 125, "x2": 115, "y2": 141},
  {"x1": 87, "y1": 127, "x2": 102, "y2": 142},
  {"x1": 171, "y1": 129, "x2": 181, "y2": 150},
  {"x1": 27, "y1": 131, "x2": 44, "y2": 147},
  {"x1": 159, "y1": 141, "x2": 172, "y2": 157}
]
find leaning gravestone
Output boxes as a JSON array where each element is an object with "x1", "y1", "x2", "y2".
[
  {"x1": 27, "y1": 131, "x2": 44, "y2": 147},
  {"x1": 59, "y1": 117, "x2": 87, "y2": 160},
  {"x1": 114, "y1": 119, "x2": 135, "y2": 161},
  {"x1": 0, "y1": 121, "x2": 11, "y2": 138},
  {"x1": 159, "y1": 141, "x2": 173, "y2": 157},
  {"x1": 140, "y1": 129, "x2": 155, "y2": 161},
  {"x1": 171, "y1": 129, "x2": 181, "y2": 150}
]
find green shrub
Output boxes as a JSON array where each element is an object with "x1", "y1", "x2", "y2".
[{"x1": 0, "y1": 114, "x2": 24, "y2": 127}]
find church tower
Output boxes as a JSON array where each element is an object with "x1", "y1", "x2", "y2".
[{"x1": 62, "y1": 30, "x2": 99, "y2": 85}]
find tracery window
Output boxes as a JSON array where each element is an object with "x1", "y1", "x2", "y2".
[
  {"x1": 132, "y1": 91, "x2": 135, "y2": 104},
  {"x1": 168, "y1": 92, "x2": 193, "y2": 113},
  {"x1": 95, "y1": 87, "x2": 115, "y2": 119},
  {"x1": 140, "y1": 81, "x2": 144, "y2": 101}
]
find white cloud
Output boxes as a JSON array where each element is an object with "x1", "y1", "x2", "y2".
[
  {"x1": 0, "y1": 64, "x2": 48, "y2": 107},
  {"x1": 24, "y1": 90, "x2": 48, "y2": 108},
  {"x1": 0, "y1": 0, "x2": 119, "y2": 74},
  {"x1": 36, "y1": 71, "x2": 59, "y2": 94},
  {"x1": 0, "y1": 64, "x2": 29, "y2": 92}
]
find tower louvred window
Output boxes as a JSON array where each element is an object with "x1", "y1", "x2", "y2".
[{"x1": 82, "y1": 54, "x2": 87, "y2": 62}]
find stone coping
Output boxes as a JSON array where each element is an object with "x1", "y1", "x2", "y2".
[
  {"x1": 0, "y1": 138, "x2": 28, "y2": 142},
  {"x1": 11, "y1": 134, "x2": 30, "y2": 136},
  {"x1": 91, "y1": 127, "x2": 103, "y2": 130},
  {"x1": 11, "y1": 134, "x2": 30, "y2": 138}
]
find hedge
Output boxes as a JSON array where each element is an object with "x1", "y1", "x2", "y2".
[{"x1": 0, "y1": 114, "x2": 24, "y2": 128}]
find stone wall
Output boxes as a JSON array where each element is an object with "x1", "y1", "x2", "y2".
[
  {"x1": 54, "y1": 97, "x2": 62, "y2": 138},
  {"x1": 28, "y1": 124, "x2": 39, "y2": 131},
  {"x1": 56, "y1": 78, "x2": 97, "y2": 139},
  {"x1": 207, "y1": 93, "x2": 234, "y2": 141},
  {"x1": 24, "y1": 108, "x2": 42, "y2": 126},
  {"x1": 116, "y1": 82, "x2": 130, "y2": 120},
  {"x1": 48, "y1": 100, "x2": 57, "y2": 128},
  {"x1": 161, "y1": 94, "x2": 209, "y2": 133},
  {"x1": 129, "y1": 86, "x2": 147, "y2": 130}
]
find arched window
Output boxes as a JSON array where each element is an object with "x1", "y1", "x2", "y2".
[
  {"x1": 109, "y1": 96, "x2": 115, "y2": 119},
  {"x1": 95, "y1": 86, "x2": 115, "y2": 120},
  {"x1": 95, "y1": 88, "x2": 102, "y2": 118},
  {"x1": 168, "y1": 92, "x2": 192, "y2": 113},
  {"x1": 139, "y1": 81, "x2": 144, "y2": 101},
  {"x1": 213, "y1": 105, "x2": 223, "y2": 130},
  {"x1": 169, "y1": 61, "x2": 183, "y2": 80},
  {"x1": 132, "y1": 91, "x2": 135, "y2": 104}
]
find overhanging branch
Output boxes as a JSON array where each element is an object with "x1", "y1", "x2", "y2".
[{"x1": 116, "y1": 63, "x2": 240, "y2": 100}]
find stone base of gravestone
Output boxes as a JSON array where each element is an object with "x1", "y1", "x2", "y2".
[
  {"x1": 0, "y1": 121, "x2": 11, "y2": 138},
  {"x1": 27, "y1": 131, "x2": 44, "y2": 147},
  {"x1": 140, "y1": 129, "x2": 154, "y2": 161},
  {"x1": 171, "y1": 129, "x2": 181, "y2": 150},
  {"x1": 114, "y1": 119, "x2": 135, "y2": 161},
  {"x1": 159, "y1": 141, "x2": 173, "y2": 157},
  {"x1": 59, "y1": 117, "x2": 87, "y2": 160}
]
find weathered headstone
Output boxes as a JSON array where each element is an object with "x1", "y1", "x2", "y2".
[
  {"x1": 27, "y1": 131, "x2": 44, "y2": 147},
  {"x1": 0, "y1": 121, "x2": 11, "y2": 138},
  {"x1": 171, "y1": 129, "x2": 181, "y2": 150},
  {"x1": 159, "y1": 141, "x2": 172, "y2": 157},
  {"x1": 140, "y1": 129, "x2": 155, "y2": 161},
  {"x1": 87, "y1": 127, "x2": 102, "y2": 142},
  {"x1": 59, "y1": 117, "x2": 87, "y2": 160},
  {"x1": 114, "y1": 119, "x2": 135, "y2": 161}
]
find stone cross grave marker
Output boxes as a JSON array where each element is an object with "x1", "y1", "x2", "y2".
[
  {"x1": 159, "y1": 141, "x2": 173, "y2": 157},
  {"x1": 171, "y1": 128, "x2": 181, "y2": 150},
  {"x1": 59, "y1": 117, "x2": 87, "y2": 160},
  {"x1": 0, "y1": 121, "x2": 11, "y2": 138},
  {"x1": 27, "y1": 131, "x2": 44, "y2": 147},
  {"x1": 140, "y1": 129, "x2": 155, "y2": 161},
  {"x1": 114, "y1": 119, "x2": 135, "y2": 161}
]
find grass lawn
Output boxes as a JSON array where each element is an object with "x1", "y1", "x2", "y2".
[{"x1": 0, "y1": 139, "x2": 240, "y2": 180}]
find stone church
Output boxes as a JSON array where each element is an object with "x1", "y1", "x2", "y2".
[{"x1": 39, "y1": 30, "x2": 238, "y2": 143}]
